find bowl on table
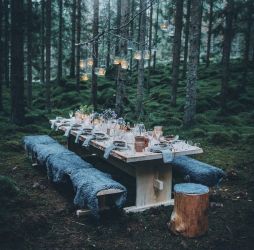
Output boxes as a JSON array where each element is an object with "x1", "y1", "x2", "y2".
[
  {"x1": 113, "y1": 140, "x2": 128, "y2": 150},
  {"x1": 94, "y1": 132, "x2": 109, "y2": 140}
]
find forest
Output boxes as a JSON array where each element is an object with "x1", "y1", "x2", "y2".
[{"x1": 0, "y1": 0, "x2": 254, "y2": 249}]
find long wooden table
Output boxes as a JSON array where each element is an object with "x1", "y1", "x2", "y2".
[{"x1": 51, "y1": 121, "x2": 203, "y2": 213}]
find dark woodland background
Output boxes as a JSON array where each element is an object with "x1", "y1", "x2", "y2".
[{"x1": 0, "y1": 0, "x2": 254, "y2": 249}]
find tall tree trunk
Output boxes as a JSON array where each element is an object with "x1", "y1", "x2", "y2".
[
  {"x1": 27, "y1": 0, "x2": 32, "y2": 108},
  {"x1": 57, "y1": 0, "x2": 63, "y2": 86},
  {"x1": 106, "y1": 0, "x2": 111, "y2": 68},
  {"x1": 4, "y1": 0, "x2": 10, "y2": 87},
  {"x1": 0, "y1": 0, "x2": 3, "y2": 111},
  {"x1": 241, "y1": 0, "x2": 253, "y2": 90},
  {"x1": 197, "y1": 0, "x2": 203, "y2": 64},
  {"x1": 115, "y1": 0, "x2": 121, "y2": 56},
  {"x1": 220, "y1": 0, "x2": 234, "y2": 110},
  {"x1": 45, "y1": 0, "x2": 51, "y2": 113},
  {"x1": 153, "y1": 0, "x2": 159, "y2": 69},
  {"x1": 76, "y1": 0, "x2": 81, "y2": 92},
  {"x1": 115, "y1": 0, "x2": 129, "y2": 116},
  {"x1": 182, "y1": 0, "x2": 191, "y2": 79},
  {"x1": 11, "y1": 0, "x2": 25, "y2": 124},
  {"x1": 206, "y1": 0, "x2": 213, "y2": 68},
  {"x1": 129, "y1": 0, "x2": 135, "y2": 74},
  {"x1": 91, "y1": 0, "x2": 99, "y2": 110},
  {"x1": 147, "y1": 3, "x2": 153, "y2": 93},
  {"x1": 171, "y1": 0, "x2": 184, "y2": 106},
  {"x1": 136, "y1": 0, "x2": 147, "y2": 118},
  {"x1": 70, "y1": 0, "x2": 76, "y2": 78},
  {"x1": 183, "y1": 0, "x2": 202, "y2": 127},
  {"x1": 40, "y1": 0, "x2": 45, "y2": 84}
]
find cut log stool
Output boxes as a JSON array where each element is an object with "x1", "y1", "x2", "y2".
[{"x1": 168, "y1": 183, "x2": 209, "y2": 238}]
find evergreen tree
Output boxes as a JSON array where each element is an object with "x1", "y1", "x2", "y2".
[
  {"x1": 183, "y1": 0, "x2": 202, "y2": 126},
  {"x1": 45, "y1": 0, "x2": 51, "y2": 113},
  {"x1": 10, "y1": 0, "x2": 25, "y2": 124},
  {"x1": 171, "y1": 0, "x2": 184, "y2": 106}
]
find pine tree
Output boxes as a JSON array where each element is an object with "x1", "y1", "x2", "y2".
[
  {"x1": 70, "y1": 0, "x2": 76, "y2": 78},
  {"x1": 57, "y1": 0, "x2": 63, "y2": 86},
  {"x1": 0, "y1": 0, "x2": 3, "y2": 111},
  {"x1": 106, "y1": 0, "x2": 111, "y2": 69},
  {"x1": 182, "y1": 0, "x2": 191, "y2": 79},
  {"x1": 40, "y1": 0, "x2": 45, "y2": 84},
  {"x1": 91, "y1": 0, "x2": 99, "y2": 110},
  {"x1": 206, "y1": 0, "x2": 213, "y2": 68},
  {"x1": 76, "y1": 0, "x2": 81, "y2": 92},
  {"x1": 4, "y1": 0, "x2": 10, "y2": 87},
  {"x1": 45, "y1": 0, "x2": 51, "y2": 113},
  {"x1": 171, "y1": 0, "x2": 184, "y2": 106},
  {"x1": 183, "y1": 0, "x2": 202, "y2": 126},
  {"x1": 220, "y1": 0, "x2": 234, "y2": 110},
  {"x1": 26, "y1": 0, "x2": 32, "y2": 108},
  {"x1": 136, "y1": 0, "x2": 147, "y2": 118},
  {"x1": 10, "y1": 0, "x2": 25, "y2": 124},
  {"x1": 241, "y1": 0, "x2": 253, "y2": 90},
  {"x1": 115, "y1": 0, "x2": 129, "y2": 116}
]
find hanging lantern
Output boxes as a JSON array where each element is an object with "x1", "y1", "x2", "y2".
[
  {"x1": 87, "y1": 58, "x2": 93, "y2": 66},
  {"x1": 160, "y1": 20, "x2": 169, "y2": 31},
  {"x1": 144, "y1": 50, "x2": 150, "y2": 60},
  {"x1": 121, "y1": 59, "x2": 129, "y2": 69},
  {"x1": 81, "y1": 73, "x2": 89, "y2": 81},
  {"x1": 95, "y1": 67, "x2": 106, "y2": 76},
  {"x1": 80, "y1": 59, "x2": 85, "y2": 69},
  {"x1": 113, "y1": 57, "x2": 121, "y2": 65},
  {"x1": 133, "y1": 50, "x2": 142, "y2": 60}
]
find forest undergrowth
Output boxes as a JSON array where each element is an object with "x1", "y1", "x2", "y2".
[{"x1": 0, "y1": 62, "x2": 254, "y2": 249}]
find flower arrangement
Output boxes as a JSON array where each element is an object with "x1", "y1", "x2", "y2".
[
  {"x1": 102, "y1": 109, "x2": 117, "y2": 121},
  {"x1": 79, "y1": 105, "x2": 93, "y2": 115}
]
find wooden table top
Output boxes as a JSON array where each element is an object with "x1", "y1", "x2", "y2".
[{"x1": 50, "y1": 120, "x2": 203, "y2": 163}]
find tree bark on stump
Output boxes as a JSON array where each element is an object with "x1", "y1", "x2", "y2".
[{"x1": 169, "y1": 191, "x2": 209, "y2": 238}]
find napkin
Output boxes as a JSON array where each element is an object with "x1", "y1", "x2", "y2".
[
  {"x1": 103, "y1": 144, "x2": 116, "y2": 159},
  {"x1": 75, "y1": 130, "x2": 84, "y2": 143},
  {"x1": 82, "y1": 135, "x2": 95, "y2": 147},
  {"x1": 51, "y1": 120, "x2": 56, "y2": 129},
  {"x1": 150, "y1": 145, "x2": 174, "y2": 163},
  {"x1": 64, "y1": 125, "x2": 74, "y2": 137}
]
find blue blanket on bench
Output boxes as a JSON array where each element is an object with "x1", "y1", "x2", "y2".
[
  {"x1": 23, "y1": 135, "x2": 56, "y2": 155},
  {"x1": 171, "y1": 156, "x2": 226, "y2": 187},
  {"x1": 46, "y1": 152, "x2": 94, "y2": 183},
  {"x1": 70, "y1": 168, "x2": 127, "y2": 218},
  {"x1": 23, "y1": 135, "x2": 127, "y2": 218}
]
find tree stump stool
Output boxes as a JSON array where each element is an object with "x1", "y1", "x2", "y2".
[{"x1": 168, "y1": 183, "x2": 209, "y2": 238}]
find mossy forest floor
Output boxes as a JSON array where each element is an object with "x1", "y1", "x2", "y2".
[{"x1": 0, "y1": 62, "x2": 254, "y2": 249}]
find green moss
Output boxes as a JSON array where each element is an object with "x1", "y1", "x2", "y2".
[
  {"x1": 0, "y1": 176, "x2": 20, "y2": 201},
  {"x1": 209, "y1": 132, "x2": 232, "y2": 145},
  {"x1": 245, "y1": 134, "x2": 254, "y2": 145},
  {"x1": 191, "y1": 128, "x2": 207, "y2": 137}
]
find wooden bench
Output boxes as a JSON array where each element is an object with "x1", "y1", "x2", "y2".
[{"x1": 23, "y1": 135, "x2": 127, "y2": 217}]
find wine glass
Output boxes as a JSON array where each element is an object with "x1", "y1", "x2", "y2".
[
  {"x1": 69, "y1": 110, "x2": 74, "y2": 118},
  {"x1": 154, "y1": 126, "x2": 163, "y2": 142}
]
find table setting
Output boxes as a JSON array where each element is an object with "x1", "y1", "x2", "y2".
[{"x1": 50, "y1": 108, "x2": 202, "y2": 163}]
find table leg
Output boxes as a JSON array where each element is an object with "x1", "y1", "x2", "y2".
[{"x1": 124, "y1": 164, "x2": 173, "y2": 213}]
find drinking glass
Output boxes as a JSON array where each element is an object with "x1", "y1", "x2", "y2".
[
  {"x1": 154, "y1": 126, "x2": 163, "y2": 142},
  {"x1": 69, "y1": 110, "x2": 74, "y2": 118}
]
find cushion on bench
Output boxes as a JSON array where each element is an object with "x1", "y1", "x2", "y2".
[
  {"x1": 23, "y1": 135, "x2": 127, "y2": 217},
  {"x1": 46, "y1": 153, "x2": 93, "y2": 183},
  {"x1": 171, "y1": 156, "x2": 226, "y2": 187},
  {"x1": 33, "y1": 142, "x2": 73, "y2": 165},
  {"x1": 23, "y1": 135, "x2": 57, "y2": 155},
  {"x1": 70, "y1": 168, "x2": 127, "y2": 218}
]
